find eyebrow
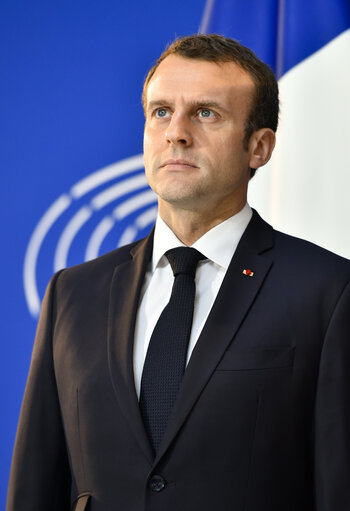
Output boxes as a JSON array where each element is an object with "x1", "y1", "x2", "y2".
[
  {"x1": 146, "y1": 100, "x2": 169, "y2": 113},
  {"x1": 146, "y1": 99, "x2": 228, "y2": 113}
]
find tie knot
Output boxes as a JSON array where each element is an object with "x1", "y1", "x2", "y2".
[{"x1": 165, "y1": 247, "x2": 204, "y2": 278}]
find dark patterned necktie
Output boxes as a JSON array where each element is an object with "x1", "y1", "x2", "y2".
[{"x1": 139, "y1": 246, "x2": 204, "y2": 454}]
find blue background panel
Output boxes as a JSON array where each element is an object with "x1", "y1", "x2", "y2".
[{"x1": 0, "y1": 1, "x2": 205, "y2": 505}]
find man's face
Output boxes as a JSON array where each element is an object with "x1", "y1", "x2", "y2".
[{"x1": 143, "y1": 55, "x2": 255, "y2": 216}]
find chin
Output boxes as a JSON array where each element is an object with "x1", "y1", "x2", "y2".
[{"x1": 158, "y1": 189, "x2": 206, "y2": 210}]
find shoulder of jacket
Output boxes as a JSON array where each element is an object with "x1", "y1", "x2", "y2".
[{"x1": 53, "y1": 237, "x2": 145, "y2": 285}]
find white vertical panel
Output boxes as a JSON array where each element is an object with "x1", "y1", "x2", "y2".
[{"x1": 249, "y1": 29, "x2": 350, "y2": 258}]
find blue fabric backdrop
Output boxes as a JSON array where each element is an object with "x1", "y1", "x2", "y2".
[{"x1": 0, "y1": 1, "x2": 205, "y2": 505}]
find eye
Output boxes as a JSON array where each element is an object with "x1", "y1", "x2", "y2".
[
  {"x1": 155, "y1": 108, "x2": 170, "y2": 118},
  {"x1": 198, "y1": 108, "x2": 215, "y2": 119}
]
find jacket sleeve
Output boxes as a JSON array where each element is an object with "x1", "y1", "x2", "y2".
[
  {"x1": 313, "y1": 279, "x2": 350, "y2": 510},
  {"x1": 6, "y1": 271, "x2": 71, "y2": 511}
]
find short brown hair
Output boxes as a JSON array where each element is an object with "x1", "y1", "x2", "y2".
[{"x1": 142, "y1": 34, "x2": 279, "y2": 177}]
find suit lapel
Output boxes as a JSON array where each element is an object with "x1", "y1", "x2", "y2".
[
  {"x1": 107, "y1": 232, "x2": 154, "y2": 464},
  {"x1": 154, "y1": 211, "x2": 274, "y2": 465}
]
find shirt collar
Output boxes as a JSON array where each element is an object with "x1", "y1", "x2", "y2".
[{"x1": 152, "y1": 203, "x2": 252, "y2": 271}]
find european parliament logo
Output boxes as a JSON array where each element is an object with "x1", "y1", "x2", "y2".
[{"x1": 24, "y1": 155, "x2": 157, "y2": 319}]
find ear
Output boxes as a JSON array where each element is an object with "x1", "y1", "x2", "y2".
[{"x1": 248, "y1": 128, "x2": 276, "y2": 169}]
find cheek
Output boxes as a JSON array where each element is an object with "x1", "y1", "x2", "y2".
[
  {"x1": 143, "y1": 129, "x2": 164, "y2": 159},
  {"x1": 143, "y1": 129, "x2": 151, "y2": 154},
  {"x1": 144, "y1": 164, "x2": 156, "y2": 192},
  {"x1": 143, "y1": 137, "x2": 154, "y2": 180},
  {"x1": 223, "y1": 137, "x2": 249, "y2": 166},
  {"x1": 208, "y1": 143, "x2": 235, "y2": 170}
]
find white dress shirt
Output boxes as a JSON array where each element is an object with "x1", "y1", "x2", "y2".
[{"x1": 133, "y1": 203, "x2": 253, "y2": 397}]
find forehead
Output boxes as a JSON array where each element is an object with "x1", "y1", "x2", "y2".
[{"x1": 145, "y1": 55, "x2": 255, "y2": 106}]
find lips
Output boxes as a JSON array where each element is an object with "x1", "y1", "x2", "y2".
[{"x1": 160, "y1": 159, "x2": 198, "y2": 168}]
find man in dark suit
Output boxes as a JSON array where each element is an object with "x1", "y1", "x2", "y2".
[{"x1": 7, "y1": 34, "x2": 350, "y2": 511}]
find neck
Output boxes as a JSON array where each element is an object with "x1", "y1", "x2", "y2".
[{"x1": 158, "y1": 200, "x2": 247, "y2": 246}]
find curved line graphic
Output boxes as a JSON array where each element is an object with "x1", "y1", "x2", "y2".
[
  {"x1": 91, "y1": 173, "x2": 148, "y2": 210},
  {"x1": 113, "y1": 190, "x2": 157, "y2": 220},
  {"x1": 135, "y1": 205, "x2": 158, "y2": 229},
  {"x1": 118, "y1": 226, "x2": 138, "y2": 247},
  {"x1": 55, "y1": 175, "x2": 151, "y2": 269},
  {"x1": 54, "y1": 206, "x2": 92, "y2": 271},
  {"x1": 23, "y1": 154, "x2": 146, "y2": 318},
  {"x1": 85, "y1": 217, "x2": 115, "y2": 262},
  {"x1": 70, "y1": 154, "x2": 144, "y2": 198},
  {"x1": 117, "y1": 205, "x2": 158, "y2": 248},
  {"x1": 85, "y1": 203, "x2": 158, "y2": 260},
  {"x1": 23, "y1": 194, "x2": 72, "y2": 317}
]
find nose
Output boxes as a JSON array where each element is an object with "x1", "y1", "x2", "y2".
[{"x1": 165, "y1": 112, "x2": 193, "y2": 147}]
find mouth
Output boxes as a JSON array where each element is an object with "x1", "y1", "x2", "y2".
[{"x1": 160, "y1": 159, "x2": 199, "y2": 170}]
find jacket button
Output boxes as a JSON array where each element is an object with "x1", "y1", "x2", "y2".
[{"x1": 149, "y1": 475, "x2": 166, "y2": 492}]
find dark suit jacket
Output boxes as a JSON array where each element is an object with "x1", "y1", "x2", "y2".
[{"x1": 7, "y1": 211, "x2": 350, "y2": 511}]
